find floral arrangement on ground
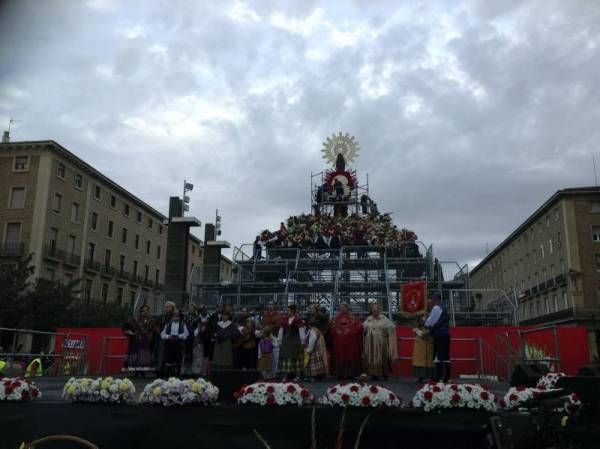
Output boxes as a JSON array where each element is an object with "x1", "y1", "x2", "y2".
[
  {"x1": 410, "y1": 383, "x2": 497, "y2": 412},
  {"x1": 502, "y1": 386, "x2": 581, "y2": 413},
  {"x1": 139, "y1": 377, "x2": 219, "y2": 407},
  {"x1": 319, "y1": 382, "x2": 401, "y2": 408},
  {"x1": 536, "y1": 372, "x2": 565, "y2": 390},
  {"x1": 62, "y1": 377, "x2": 135, "y2": 403},
  {"x1": 236, "y1": 382, "x2": 313, "y2": 406},
  {"x1": 1, "y1": 377, "x2": 41, "y2": 402}
]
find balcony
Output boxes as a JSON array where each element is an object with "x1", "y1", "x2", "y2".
[
  {"x1": 117, "y1": 269, "x2": 130, "y2": 281},
  {"x1": 531, "y1": 286, "x2": 539, "y2": 295},
  {"x1": 0, "y1": 241, "x2": 25, "y2": 257},
  {"x1": 100, "y1": 263, "x2": 116, "y2": 278},
  {"x1": 84, "y1": 258, "x2": 101, "y2": 273},
  {"x1": 555, "y1": 274, "x2": 567, "y2": 286},
  {"x1": 44, "y1": 242, "x2": 81, "y2": 267},
  {"x1": 537, "y1": 282, "x2": 546, "y2": 292}
]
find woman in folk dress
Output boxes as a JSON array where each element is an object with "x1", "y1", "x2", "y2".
[{"x1": 363, "y1": 304, "x2": 397, "y2": 380}]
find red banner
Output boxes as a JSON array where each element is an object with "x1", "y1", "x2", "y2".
[{"x1": 401, "y1": 281, "x2": 427, "y2": 316}]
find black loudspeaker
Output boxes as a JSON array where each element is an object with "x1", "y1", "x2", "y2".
[
  {"x1": 209, "y1": 369, "x2": 260, "y2": 402},
  {"x1": 557, "y1": 376, "x2": 600, "y2": 407},
  {"x1": 577, "y1": 364, "x2": 600, "y2": 377},
  {"x1": 510, "y1": 363, "x2": 549, "y2": 387}
]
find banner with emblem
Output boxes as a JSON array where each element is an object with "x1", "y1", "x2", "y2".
[{"x1": 401, "y1": 281, "x2": 427, "y2": 316}]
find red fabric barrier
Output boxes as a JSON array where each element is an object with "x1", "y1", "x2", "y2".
[{"x1": 56, "y1": 325, "x2": 590, "y2": 377}]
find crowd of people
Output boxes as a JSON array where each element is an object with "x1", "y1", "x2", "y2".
[
  {"x1": 122, "y1": 292, "x2": 451, "y2": 383},
  {"x1": 253, "y1": 213, "x2": 421, "y2": 257}
]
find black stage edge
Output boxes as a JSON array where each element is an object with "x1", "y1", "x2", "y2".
[{"x1": 1, "y1": 403, "x2": 501, "y2": 449}]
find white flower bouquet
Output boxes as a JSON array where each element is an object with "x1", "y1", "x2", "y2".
[
  {"x1": 410, "y1": 382, "x2": 497, "y2": 412},
  {"x1": 236, "y1": 382, "x2": 313, "y2": 406},
  {"x1": 0, "y1": 377, "x2": 41, "y2": 402},
  {"x1": 139, "y1": 377, "x2": 219, "y2": 407},
  {"x1": 536, "y1": 372, "x2": 565, "y2": 390},
  {"x1": 501, "y1": 386, "x2": 581, "y2": 413},
  {"x1": 319, "y1": 382, "x2": 401, "y2": 408},
  {"x1": 62, "y1": 377, "x2": 135, "y2": 403}
]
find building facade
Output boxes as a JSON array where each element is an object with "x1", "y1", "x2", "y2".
[
  {"x1": 470, "y1": 187, "x2": 600, "y2": 358},
  {"x1": 0, "y1": 140, "x2": 168, "y2": 307}
]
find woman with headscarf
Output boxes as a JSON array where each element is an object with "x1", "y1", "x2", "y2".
[
  {"x1": 363, "y1": 304, "x2": 397, "y2": 380},
  {"x1": 330, "y1": 302, "x2": 363, "y2": 379},
  {"x1": 122, "y1": 304, "x2": 157, "y2": 377}
]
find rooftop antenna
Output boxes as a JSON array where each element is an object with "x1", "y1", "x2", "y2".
[
  {"x1": 8, "y1": 118, "x2": 21, "y2": 133},
  {"x1": 593, "y1": 155, "x2": 599, "y2": 187}
]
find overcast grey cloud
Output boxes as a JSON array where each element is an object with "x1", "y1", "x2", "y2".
[{"x1": 1, "y1": 0, "x2": 600, "y2": 268}]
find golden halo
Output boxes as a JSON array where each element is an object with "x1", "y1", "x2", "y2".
[{"x1": 321, "y1": 132, "x2": 359, "y2": 165}]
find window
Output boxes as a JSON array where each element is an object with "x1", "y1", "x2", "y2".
[
  {"x1": 117, "y1": 287, "x2": 124, "y2": 306},
  {"x1": 146, "y1": 240, "x2": 151, "y2": 255},
  {"x1": 557, "y1": 232, "x2": 562, "y2": 249},
  {"x1": 536, "y1": 300, "x2": 541, "y2": 316},
  {"x1": 94, "y1": 185, "x2": 101, "y2": 200},
  {"x1": 52, "y1": 193, "x2": 62, "y2": 213},
  {"x1": 135, "y1": 234, "x2": 140, "y2": 250},
  {"x1": 133, "y1": 260, "x2": 138, "y2": 276},
  {"x1": 158, "y1": 225, "x2": 163, "y2": 235},
  {"x1": 144, "y1": 264, "x2": 149, "y2": 280},
  {"x1": 554, "y1": 208, "x2": 560, "y2": 221},
  {"x1": 562, "y1": 290, "x2": 569, "y2": 309},
  {"x1": 57, "y1": 162, "x2": 66, "y2": 179},
  {"x1": 148, "y1": 218, "x2": 153, "y2": 229},
  {"x1": 13, "y1": 156, "x2": 29, "y2": 171},
  {"x1": 155, "y1": 268, "x2": 160, "y2": 284},
  {"x1": 529, "y1": 302, "x2": 534, "y2": 318},
  {"x1": 91, "y1": 212, "x2": 98, "y2": 231},
  {"x1": 121, "y1": 227, "x2": 128, "y2": 244},
  {"x1": 548, "y1": 239, "x2": 553, "y2": 254},
  {"x1": 124, "y1": 203, "x2": 130, "y2": 217},
  {"x1": 9, "y1": 187, "x2": 25, "y2": 209},
  {"x1": 110, "y1": 194, "x2": 116, "y2": 208},
  {"x1": 74, "y1": 174, "x2": 83, "y2": 189},
  {"x1": 156, "y1": 245, "x2": 161, "y2": 259},
  {"x1": 553, "y1": 294, "x2": 558, "y2": 311},
  {"x1": 46, "y1": 267, "x2": 55, "y2": 280},
  {"x1": 560, "y1": 259, "x2": 565, "y2": 273},
  {"x1": 67, "y1": 235, "x2": 76, "y2": 255},
  {"x1": 71, "y1": 202, "x2": 80, "y2": 223},
  {"x1": 550, "y1": 264, "x2": 554, "y2": 279},
  {"x1": 104, "y1": 249, "x2": 111, "y2": 268},
  {"x1": 136, "y1": 211, "x2": 142, "y2": 223},
  {"x1": 47, "y1": 227, "x2": 58, "y2": 250},
  {"x1": 129, "y1": 291, "x2": 136, "y2": 307},
  {"x1": 101, "y1": 283, "x2": 109, "y2": 304},
  {"x1": 545, "y1": 215, "x2": 550, "y2": 227},
  {"x1": 192, "y1": 245, "x2": 195, "y2": 254},
  {"x1": 87, "y1": 242, "x2": 96, "y2": 261},
  {"x1": 594, "y1": 253, "x2": 600, "y2": 271},
  {"x1": 119, "y1": 254, "x2": 125, "y2": 272},
  {"x1": 84, "y1": 279, "x2": 93, "y2": 304},
  {"x1": 107, "y1": 220, "x2": 114, "y2": 238},
  {"x1": 64, "y1": 272, "x2": 73, "y2": 284},
  {"x1": 540, "y1": 244, "x2": 545, "y2": 259},
  {"x1": 593, "y1": 226, "x2": 600, "y2": 242},
  {"x1": 591, "y1": 201, "x2": 600, "y2": 213}
]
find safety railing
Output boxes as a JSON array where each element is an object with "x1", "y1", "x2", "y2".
[{"x1": 0, "y1": 327, "x2": 89, "y2": 377}]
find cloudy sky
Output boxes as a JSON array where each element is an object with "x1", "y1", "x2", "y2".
[{"x1": 1, "y1": 0, "x2": 599, "y2": 269}]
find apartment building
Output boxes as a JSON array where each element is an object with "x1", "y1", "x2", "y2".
[
  {"x1": 0, "y1": 139, "x2": 167, "y2": 306},
  {"x1": 470, "y1": 187, "x2": 600, "y2": 356}
]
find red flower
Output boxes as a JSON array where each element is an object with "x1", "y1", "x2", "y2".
[
  {"x1": 432, "y1": 386, "x2": 441, "y2": 393},
  {"x1": 451, "y1": 393, "x2": 460, "y2": 403},
  {"x1": 246, "y1": 387, "x2": 254, "y2": 394},
  {"x1": 389, "y1": 393, "x2": 395, "y2": 401},
  {"x1": 572, "y1": 393, "x2": 580, "y2": 402},
  {"x1": 341, "y1": 393, "x2": 350, "y2": 402},
  {"x1": 499, "y1": 399, "x2": 506, "y2": 408},
  {"x1": 423, "y1": 391, "x2": 433, "y2": 401},
  {"x1": 369, "y1": 386, "x2": 379, "y2": 394},
  {"x1": 330, "y1": 387, "x2": 337, "y2": 394},
  {"x1": 361, "y1": 396, "x2": 371, "y2": 406},
  {"x1": 450, "y1": 384, "x2": 459, "y2": 391},
  {"x1": 266, "y1": 395, "x2": 275, "y2": 405},
  {"x1": 22, "y1": 391, "x2": 29, "y2": 400},
  {"x1": 509, "y1": 394, "x2": 518, "y2": 401},
  {"x1": 350, "y1": 385, "x2": 359, "y2": 392},
  {"x1": 5, "y1": 386, "x2": 13, "y2": 395},
  {"x1": 13, "y1": 381, "x2": 21, "y2": 388},
  {"x1": 516, "y1": 385, "x2": 525, "y2": 391},
  {"x1": 31, "y1": 388, "x2": 39, "y2": 398},
  {"x1": 301, "y1": 389, "x2": 310, "y2": 398},
  {"x1": 480, "y1": 391, "x2": 489, "y2": 401},
  {"x1": 266, "y1": 386, "x2": 275, "y2": 394},
  {"x1": 286, "y1": 384, "x2": 296, "y2": 393},
  {"x1": 465, "y1": 386, "x2": 472, "y2": 393},
  {"x1": 233, "y1": 392, "x2": 240, "y2": 399}
]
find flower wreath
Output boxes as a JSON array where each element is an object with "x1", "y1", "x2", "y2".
[
  {"x1": 236, "y1": 382, "x2": 313, "y2": 406},
  {"x1": 139, "y1": 377, "x2": 219, "y2": 407},
  {"x1": 410, "y1": 382, "x2": 497, "y2": 412},
  {"x1": 536, "y1": 372, "x2": 565, "y2": 390},
  {"x1": 502, "y1": 386, "x2": 581, "y2": 413},
  {"x1": 1, "y1": 377, "x2": 41, "y2": 402},
  {"x1": 62, "y1": 377, "x2": 135, "y2": 404},
  {"x1": 319, "y1": 382, "x2": 401, "y2": 408}
]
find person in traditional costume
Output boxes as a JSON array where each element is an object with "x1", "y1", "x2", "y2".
[
  {"x1": 212, "y1": 311, "x2": 241, "y2": 369},
  {"x1": 181, "y1": 303, "x2": 201, "y2": 376},
  {"x1": 257, "y1": 327, "x2": 275, "y2": 379},
  {"x1": 122, "y1": 304, "x2": 157, "y2": 377},
  {"x1": 330, "y1": 302, "x2": 363, "y2": 379},
  {"x1": 236, "y1": 318, "x2": 257, "y2": 369},
  {"x1": 262, "y1": 302, "x2": 282, "y2": 335},
  {"x1": 160, "y1": 309, "x2": 189, "y2": 377},
  {"x1": 196, "y1": 305, "x2": 212, "y2": 375},
  {"x1": 277, "y1": 304, "x2": 305, "y2": 380},
  {"x1": 155, "y1": 301, "x2": 175, "y2": 376},
  {"x1": 411, "y1": 315, "x2": 434, "y2": 382},
  {"x1": 363, "y1": 304, "x2": 397, "y2": 380},
  {"x1": 303, "y1": 325, "x2": 328, "y2": 381},
  {"x1": 424, "y1": 292, "x2": 451, "y2": 382}
]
